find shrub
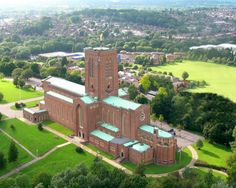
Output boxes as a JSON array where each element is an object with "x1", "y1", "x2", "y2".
[
  {"x1": 0, "y1": 113, "x2": 2, "y2": 121},
  {"x1": 75, "y1": 146, "x2": 84, "y2": 153},
  {"x1": 10, "y1": 124, "x2": 15, "y2": 130},
  {"x1": 194, "y1": 160, "x2": 227, "y2": 171},
  {"x1": 38, "y1": 123, "x2": 43, "y2": 131},
  {"x1": 15, "y1": 103, "x2": 21, "y2": 109},
  {"x1": 0, "y1": 152, "x2": 7, "y2": 169}
]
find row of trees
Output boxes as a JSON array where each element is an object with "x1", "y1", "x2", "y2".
[
  {"x1": 1, "y1": 157, "x2": 230, "y2": 188},
  {"x1": 187, "y1": 48, "x2": 236, "y2": 66}
]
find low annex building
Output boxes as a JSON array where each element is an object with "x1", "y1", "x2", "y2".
[{"x1": 25, "y1": 47, "x2": 177, "y2": 165}]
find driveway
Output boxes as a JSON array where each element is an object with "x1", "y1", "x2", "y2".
[
  {"x1": 151, "y1": 120, "x2": 204, "y2": 148},
  {"x1": 0, "y1": 96, "x2": 44, "y2": 119}
]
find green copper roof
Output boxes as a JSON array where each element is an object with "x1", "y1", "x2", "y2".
[
  {"x1": 80, "y1": 96, "x2": 97, "y2": 104},
  {"x1": 123, "y1": 140, "x2": 139, "y2": 147},
  {"x1": 118, "y1": 88, "x2": 128, "y2": 97},
  {"x1": 100, "y1": 123, "x2": 119, "y2": 132},
  {"x1": 46, "y1": 91, "x2": 74, "y2": 104},
  {"x1": 139, "y1": 124, "x2": 173, "y2": 138},
  {"x1": 132, "y1": 143, "x2": 150, "y2": 153},
  {"x1": 90, "y1": 130, "x2": 114, "y2": 142},
  {"x1": 46, "y1": 77, "x2": 85, "y2": 96},
  {"x1": 103, "y1": 96, "x2": 141, "y2": 110}
]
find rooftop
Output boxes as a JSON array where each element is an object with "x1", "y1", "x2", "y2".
[
  {"x1": 103, "y1": 96, "x2": 141, "y2": 110},
  {"x1": 123, "y1": 140, "x2": 139, "y2": 147},
  {"x1": 45, "y1": 77, "x2": 85, "y2": 97},
  {"x1": 90, "y1": 130, "x2": 114, "y2": 142},
  {"x1": 100, "y1": 122, "x2": 119, "y2": 132},
  {"x1": 139, "y1": 124, "x2": 173, "y2": 138},
  {"x1": 46, "y1": 91, "x2": 74, "y2": 104},
  {"x1": 80, "y1": 96, "x2": 97, "y2": 104},
  {"x1": 132, "y1": 143, "x2": 150, "y2": 153}
]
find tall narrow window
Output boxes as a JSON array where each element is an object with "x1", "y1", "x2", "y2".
[
  {"x1": 79, "y1": 107, "x2": 83, "y2": 129},
  {"x1": 89, "y1": 60, "x2": 94, "y2": 77}
]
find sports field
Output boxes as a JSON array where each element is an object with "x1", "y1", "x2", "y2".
[{"x1": 151, "y1": 60, "x2": 236, "y2": 102}]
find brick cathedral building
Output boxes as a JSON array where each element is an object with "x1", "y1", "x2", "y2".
[{"x1": 24, "y1": 47, "x2": 177, "y2": 165}]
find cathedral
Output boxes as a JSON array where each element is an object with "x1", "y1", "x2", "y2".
[{"x1": 24, "y1": 47, "x2": 177, "y2": 165}]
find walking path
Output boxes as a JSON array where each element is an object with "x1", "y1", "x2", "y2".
[
  {"x1": 0, "y1": 100, "x2": 228, "y2": 178},
  {"x1": 44, "y1": 126, "x2": 132, "y2": 175},
  {"x1": 0, "y1": 96, "x2": 44, "y2": 119},
  {"x1": 0, "y1": 142, "x2": 71, "y2": 180},
  {"x1": 0, "y1": 129, "x2": 37, "y2": 159}
]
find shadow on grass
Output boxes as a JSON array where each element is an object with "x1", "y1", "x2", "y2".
[{"x1": 200, "y1": 149, "x2": 220, "y2": 159}]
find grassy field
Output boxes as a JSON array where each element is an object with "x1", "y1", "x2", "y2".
[
  {"x1": 10, "y1": 100, "x2": 42, "y2": 110},
  {"x1": 0, "y1": 144, "x2": 112, "y2": 187},
  {"x1": 0, "y1": 80, "x2": 42, "y2": 104},
  {"x1": 0, "y1": 132, "x2": 33, "y2": 176},
  {"x1": 123, "y1": 147, "x2": 192, "y2": 174},
  {"x1": 43, "y1": 120, "x2": 74, "y2": 136},
  {"x1": 85, "y1": 143, "x2": 114, "y2": 160},
  {"x1": 0, "y1": 119, "x2": 65, "y2": 156},
  {"x1": 151, "y1": 60, "x2": 236, "y2": 102},
  {"x1": 193, "y1": 140, "x2": 232, "y2": 167},
  {"x1": 191, "y1": 167, "x2": 227, "y2": 180}
]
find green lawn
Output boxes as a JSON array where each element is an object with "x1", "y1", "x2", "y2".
[
  {"x1": 191, "y1": 167, "x2": 227, "y2": 181},
  {"x1": 0, "y1": 144, "x2": 112, "y2": 187},
  {"x1": 0, "y1": 119, "x2": 65, "y2": 156},
  {"x1": 193, "y1": 140, "x2": 232, "y2": 168},
  {"x1": 123, "y1": 147, "x2": 192, "y2": 174},
  {"x1": 0, "y1": 80, "x2": 42, "y2": 104},
  {"x1": 10, "y1": 100, "x2": 42, "y2": 110},
  {"x1": 43, "y1": 120, "x2": 74, "y2": 136},
  {"x1": 151, "y1": 60, "x2": 236, "y2": 102},
  {"x1": 85, "y1": 143, "x2": 114, "y2": 160},
  {"x1": 0, "y1": 132, "x2": 33, "y2": 176}
]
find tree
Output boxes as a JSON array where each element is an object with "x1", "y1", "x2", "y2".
[
  {"x1": 20, "y1": 68, "x2": 33, "y2": 80},
  {"x1": 140, "y1": 75, "x2": 151, "y2": 93},
  {"x1": 33, "y1": 172, "x2": 52, "y2": 188},
  {"x1": 231, "y1": 126, "x2": 236, "y2": 149},
  {"x1": 128, "y1": 84, "x2": 139, "y2": 100},
  {"x1": 227, "y1": 150, "x2": 236, "y2": 187},
  {"x1": 182, "y1": 71, "x2": 189, "y2": 81},
  {"x1": 8, "y1": 140, "x2": 18, "y2": 162},
  {"x1": 0, "y1": 73, "x2": 5, "y2": 80},
  {"x1": 135, "y1": 94, "x2": 148, "y2": 104},
  {"x1": 196, "y1": 139, "x2": 203, "y2": 150},
  {"x1": 0, "y1": 152, "x2": 6, "y2": 169},
  {"x1": 17, "y1": 79, "x2": 25, "y2": 88},
  {"x1": 0, "y1": 92, "x2": 3, "y2": 101},
  {"x1": 134, "y1": 162, "x2": 146, "y2": 176},
  {"x1": 61, "y1": 57, "x2": 69, "y2": 67}
]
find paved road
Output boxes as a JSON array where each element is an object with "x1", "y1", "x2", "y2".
[
  {"x1": 0, "y1": 96, "x2": 44, "y2": 119},
  {"x1": 0, "y1": 142, "x2": 71, "y2": 180},
  {"x1": 151, "y1": 120, "x2": 204, "y2": 148}
]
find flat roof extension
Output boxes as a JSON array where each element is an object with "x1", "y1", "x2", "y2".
[
  {"x1": 103, "y1": 96, "x2": 141, "y2": 110},
  {"x1": 90, "y1": 130, "x2": 114, "y2": 142}
]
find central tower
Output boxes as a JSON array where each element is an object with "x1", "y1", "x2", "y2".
[{"x1": 85, "y1": 47, "x2": 119, "y2": 99}]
